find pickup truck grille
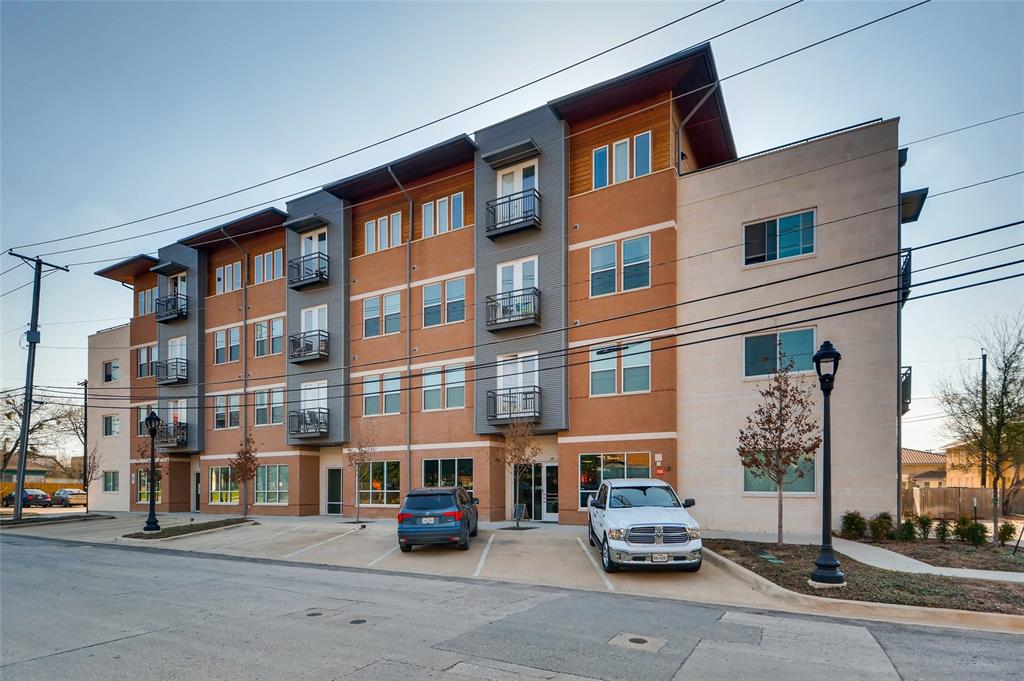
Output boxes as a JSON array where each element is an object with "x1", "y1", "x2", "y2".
[{"x1": 627, "y1": 525, "x2": 689, "y2": 545}]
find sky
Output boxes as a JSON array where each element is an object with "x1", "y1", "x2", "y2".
[{"x1": 2, "y1": 1, "x2": 1022, "y2": 450}]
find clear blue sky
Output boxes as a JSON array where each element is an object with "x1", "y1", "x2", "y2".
[{"x1": 2, "y1": 1, "x2": 1022, "y2": 449}]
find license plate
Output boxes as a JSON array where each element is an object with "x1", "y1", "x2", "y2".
[
  {"x1": 421, "y1": 517, "x2": 435, "y2": 525},
  {"x1": 652, "y1": 553, "x2": 669, "y2": 563}
]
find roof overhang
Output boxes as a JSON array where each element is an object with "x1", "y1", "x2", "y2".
[
  {"x1": 284, "y1": 213, "x2": 330, "y2": 234},
  {"x1": 548, "y1": 42, "x2": 737, "y2": 167},
  {"x1": 901, "y1": 187, "x2": 929, "y2": 224},
  {"x1": 481, "y1": 138, "x2": 540, "y2": 169},
  {"x1": 323, "y1": 134, "x2": 478, "y2": 203},
  {"x1": 94, "y1": 254, "x2": 158, "y2": 284},
  {"x1": 150, "y1": 260, "x2": 188, "y2": 276},
  {"x1": 178, "y1": 207, "x2": 287, "y2": 249}
]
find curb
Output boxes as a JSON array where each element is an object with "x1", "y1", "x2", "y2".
[
  {"x1": 702, "y1": 548, "x2": 1024, "y2": 635},
  {"x1": 122, "y1": 520, "x2": 258, "y2": 543},
  {"x1": 0, "y1": 514, "x2": 116, "y2": 529}
]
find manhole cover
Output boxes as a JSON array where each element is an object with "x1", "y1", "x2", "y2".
[
  {"x1": 307, "y1": 612, "x2": 322, "y2": 617},
  {"x1": 629, "y1": 637, "x2": 648, "y2": 644},
  {"x1": 350, "y1": 619, "x2": 367, "y2": 625},
  {"x1": 609, "y1": 632, "x2": 667, "y2": 653}
]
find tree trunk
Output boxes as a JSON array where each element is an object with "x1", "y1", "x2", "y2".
[
  {"x1": 355, "y1": 492, "x2": 361, "y2": 523},
  {"x1": 242, "y1": 482, "x2": 248, "y2": 519},
  {"x1": 776, "y1": 481, "x2": 784, "y2": 547},
  {"x1": 992, "y1": 474, "x2": 1001, "y2": 545}
]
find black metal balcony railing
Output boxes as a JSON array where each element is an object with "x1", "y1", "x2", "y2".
[
  {"x1": 154, "y1": 293, "x2": 187, "y2": 322},
  {"x1": 289, "y1": 408, "x2": 329, "y2": 437},
  {"x1": 485, "y1": 188, "x2": 541, "y2": 238},
  {"x1": 486, "y1": 288, "x2": 541, "y2": 329},
  {"x1": 288, "y1": 330, "x2": 329, "y2": 363},
  {"x1": 486, "y1": 386, "x2": 542, "y2": 422},
  {"x1": 154, "y1": 358, "x2": 187, "y2": 385},
  {"x1": 900, "y1": 366, "x2": 912, "y2": 415},
  {"x1": 899, "y1": 248, "x2": 912, "y2": 308},
  {"x1": 288, "y1": 252, "x2": 329, "y2": 289},
  {"x1": 155, "y1": 422, "x2": 188, "y2": 447}
]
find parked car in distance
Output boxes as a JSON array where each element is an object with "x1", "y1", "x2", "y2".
[
  {"x1": 52, "y1": 489, "x2": 87, "y2": 507},
  {"x1": 1, "y1": 489, "x2": 52, "y2": 508},
  {"x1": 587, "y1": 478, "x2": 702, "y2": 573},
  {"x1": 397, "y1": 487, "x2": 479, "y2": 552}
]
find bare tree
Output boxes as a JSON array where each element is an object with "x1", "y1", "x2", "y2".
[
  {"x1": 135, "y1": 439, "x2": 167, "y2": 502},
  {"x1": 229, "y1": 430, "x2": 259, "y2": 519},
  {"x1": 938, "y1": 313, "x2": 1024, "y2": 543},
  {"x1": 1, "y1": 393, "x2": 76, "y2": 475},
  {"x1": 737, "y1": 354, "x2": 822, "y2": 547},
  {"x1": 62, "y1": 403, "x2": 104, "y2": 511},
  {"x1": 495, "y1": 418, "x2": 542, "y2": 528},
  {"x1": 347, "y1": 421, "x2": 378, "y2": 523}
]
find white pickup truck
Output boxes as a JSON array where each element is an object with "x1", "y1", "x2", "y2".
[{"x1": 587, "y1": 478, "x2": 702, "y2": 573}]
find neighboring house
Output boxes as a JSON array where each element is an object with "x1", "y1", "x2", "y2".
[
  {"x1": 901, "y1": 448, "x2": 946, "y2": 488},
  {"x1": 943, "y1": 441, "x2": 1021, "y2": 489},
  {"x1": 1, "y1": 453, "x2": 57, "y2": 483},
  {"x1": 87, "y1": 323, "x2": 131, "y2": 511},
  {"x1": 92, "y1": 44, "x2": 924, "y2": 533}
]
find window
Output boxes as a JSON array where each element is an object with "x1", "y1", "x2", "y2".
[
  {"x1": 137, "y1": 469, "x2": 161, "y2": 503},
  {"x1": 578, "y1": 453, "x2": 651, "y2": 507},
  {"x1": 383, "y1": 373, "x2": 401, "y2": 414},
  {"x1": 437, "y1": 197, "x2": 449, "y2": 235},
  {"x1": 215, "y1": 261, "x2": 243, "y2": 294},
  {"x1": 137, "y1": 287, "x2": 156, "y2": 316},
  {"x1": 744, "y1": 210, "x2": 815, "y2": 265},
  {"x1": 621, "y1": 341, "x2": 651, "y2": 393},
  {"x1": 592, "y1": 146, "x2": 609, "y2": 190},
  {"x1": 590, "y1": 342, "x2": 651, "y2": 395},
  {"x1": 365, "y1": 220, "x2": 376, "y2": 255},
  {"x1": 451, "y1": 193, "x2": 464, "y2": 230},
  {"x1": 255, "y1": 318, "x2": 283, "y2": 357},
  {"x1": 256, "y1": 464, "x2": 289, "y2": 504},
  {"x1": 358, "y1": 460, "x2": 400, "y2": 505},
  {"x1": 363, "y1": 376, "x2": 381, "y2": 416},
  {"x1": 445, "y1": 365, "x2": 465, "y2": 408},
  {"x1": 590, "y1": 244, "x2": 616, "y2": 296},
  {"x1": 363, "y1": 297, "x2": 381, "y2": 338},
  {"x1": 210, "y1": 466, "x2": 238, "y2": 503},
  {"x1": 744, "y1": 458, "x2": 815, "y2": 493},
  {"x1": 589, "y1": 347, "x2": 617, "y2": 396},
  {"x1": 102, "y1": 471, "x2": 119, "y2": 492},
  {"x1": 423, "y1": 458, "x2": 473, "y2": 492},
  {"x1": 613, "y1": 139, "x2": 630, "y2": 183},
  {"x1": 390, "y1": 212, "x2": 402, "y2": 248},
  {"x1": 423, "y1": 283, "x2": 442, "y2": 327},
  {"x1": 422, "y1": 201, "x2": 435, "y2": 238},
  {"x1": 744, "y1": 328, "x2": 815, "y2": 377},
  {"x1": 103, "y1": 360, "x2": 120, "y2": 383},
  {"x1": 253, "y1": 249, "x2": 284, "y2": 284},
  {"x1": 446, "y1": 278, "x2": 465, "y2": 323},
  {"x1": 102, "y1": 415, "x2": 120, "y2": 437},
  {"x1": 383, "y1": 292, "x2": 401, "y2": 334},
  {"x1": 622, "y1": 235, "x2": 650, "y2": 291},
  {"x1": 137, "y1": 345, "x2": 157, "y2": 378},
  {"x1": 377, "y1": 215, "x2": 390, "y2": 251},
  {"x1": 214, "y1": 395, "x2": 241, "y2": 429},
  {"x1": 422, "y1": 368, "x2": 442, "y2": 411},
  {"x1": 214, "y1": 327, "x2": 240, "y2": 363},
  {"x1": 228, "y1": 327, "x2": 240, "y2": 362},
  {"x1": 634, "y1": 131, "x2": 652, "y2": 177},
  {"x1": 137, "y1": 405, "x2": 155, "y2": 436},
  {"x1": 255, "y1": 389, "x2": 283, "y2": 425}
]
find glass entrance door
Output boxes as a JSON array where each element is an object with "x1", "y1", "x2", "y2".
[
  {"x1": 326, "y1": 468, "x2": 342, "y2": 515},
  {"x1": 513, "y1": 463, "x2": 558, "y2": 522},
  {"x1": 542, "y1": 463, "x2": 559, "y2": 522}
]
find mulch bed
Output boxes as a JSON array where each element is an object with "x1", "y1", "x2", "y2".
[
  {"x1": 123, "y1": 517, "x2": 253, "y2": 539},
  {"x1": 704, "y1": 538, "x2": 1024, "y2": 616},
  {"x1": 862, "y1": 539, "x2": 1024, "y2": 573}
]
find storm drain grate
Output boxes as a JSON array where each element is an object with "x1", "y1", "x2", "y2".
[{"x1": 608, "y1": 632, "x2": 668, "y2": 653}]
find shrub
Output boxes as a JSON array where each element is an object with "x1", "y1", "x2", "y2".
[
  {"x1": 997, "y1": 522, "x2": 1017, "y2": 546},
  {"x1": 934, "y1": 519, "x2": 951, "y2": 543},
  {"x1": 896, "y1": 521, "x2": 917, "y2": 542},
  {"x1": 954, "y1": 516, "x2": 972, "y2": 542},
  {"x1": 965, "y1": 522, "x2": 988, "y2": 547},
  {"x1": 915, "y1": 514, "x2": 933, "y2": 540},
  {"x1": 869, "y1": 512, "x2": 896, "y2": 542},
  {"x1": 840, "y1": 511, "x2": 868, "y2": 540}
]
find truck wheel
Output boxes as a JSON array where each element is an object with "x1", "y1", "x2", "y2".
[{"x1": 601, "y1": 537, "x2": 619, "y2": 573}]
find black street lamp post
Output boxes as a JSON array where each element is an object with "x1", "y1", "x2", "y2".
[
  {"x1": 144, "y1": 410, "x2": 162, "y2": 533},
  {"x1": 810, "y1": 340, "x2": 845, "y2": 585}
]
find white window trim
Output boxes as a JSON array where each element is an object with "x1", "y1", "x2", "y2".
[
  {"x1": 741, "y1": 208, "x2": 817, "y2": 269},
  {"x1": 588, "y1": 243, "x2": 617, "y2": 299},
  {"x1": 422, "y1": 201, "x2": 435, "y2": 239},
  {"x1": 612, "y1": 138, "x2": 630, "y2": 184},
  {"x1": 588, "y1": 346, "x2": 618, "y2": 398},
  {"x1": 620, "y1": 341, "x2": 652, "y2": 395},
  {"x1": 102, "y1": 414, "x2": 120, "y2": 438},
  {"x1": 740, "y1": 455, "x2": 818, "y2": 497},
  {"x1": 381, "y1": 292, "x2": 401, "y2": 336},
  {"x1": 364, "y1": 220, "x2": 377, "y2": 255},
  {"x1": 633, "y1": 131, "x2": 652, "y2": 177},
  {"x1": 620, "y1": 234, "x2": 652, "y2": 294},
  {"x1": 592, "y1": 145, "x2": 609, "y2": 190},
  {"x1": 741, "y1": 326, "x2": 817, "y2": 381},
  {"x1": 421, "y1": 367, "x2": 444, "y2": 412}
]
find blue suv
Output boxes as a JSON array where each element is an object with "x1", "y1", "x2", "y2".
[{"x1": 397, "y1": 487, "x2": 479, "y2": 552}]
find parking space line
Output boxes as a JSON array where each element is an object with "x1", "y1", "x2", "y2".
[
  {"x1": 281, "y1": 527, "x2": 362, "y2": 559},
  {"x1": 212, "y1": 525, "x2": 296, "y2": 552},
  {"x1": 472, "y1": 534, "x2": 495, "y2": 577},
  {"x1": 576, "y1": 537, "x2": 615, "y2": 592},
  {"x1": 367, "y1": 545, "x2": 399, "y2": 567}
]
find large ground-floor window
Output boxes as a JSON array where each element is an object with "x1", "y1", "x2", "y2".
[
  {"x1": 423, "y1": 458, "x2": 473, "y2": 492},
  {"x1": 743, "y1": 458, "x2": 815, "y2": 493},
  {"x1": 137, "y1": 468, "x2": 161, "y2": 503},
  {"x1": 210, "y1": 466, "x2": 238, "y2": 503},
  {"x1": 358, "y1": 460, "x2": 400, "y2": 505},
  {"x1": 578, "y1": 452, "x2": 651, "y2": 507},
  {"x1": 256, "y1": 464, "x2": 289, "y2": 504}
]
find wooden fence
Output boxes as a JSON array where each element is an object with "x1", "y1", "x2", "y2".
[
  {"x1": 0, "y1": 480, "x2": 82, "y2": 497},
  {"x1": 902, "y1": 486, "x2": 1002, "y2": 520}
]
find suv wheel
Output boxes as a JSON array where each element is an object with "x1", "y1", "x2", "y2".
[
  {"x1": 399, "y1": 544, "x2": 412, "y2": 553},
  {"x1": 457, "y1": 530, "x2": 470, "y2": 551},
  {"x1": 469, "y1": 519, "x2": 478, "y2": 538},
  {"x1": 601, "y1": 536, "x2": 619, "y2": 573}
]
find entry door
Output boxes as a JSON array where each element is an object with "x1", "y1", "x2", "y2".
[
  {"x1": 496, "y1": 353, "x2": 538, "y2": 418},
  {"x1": 301, "y1": 229, "x2": 327, "y2": 256},
  {"x1": 194, "y1": 472, "x2": 201, "y2": 512},
  {"x1": 168, "y1": 336, "x2": 186, "y2": 360},
  {"x1": 169, "y1": 273, "x2": 186, "y2": 297},
  {"x1": 301, "y1": 305, "x2": 327, "y2": 332},
  {"x1": 498, "y1": 258, "x2": 538, "y2": 321},
  {"x1": 496, "y1": 161, "x2": 537, "y2": 224},
  {"x1": 301, "y1": 381, "x2": 327, "y2": 409},
  {"x1": 541, "y1": 463, "x2": 559, "y2": 522},
  {"x1": 326, "y1": 468, "x2": 342, "y2": 515}
]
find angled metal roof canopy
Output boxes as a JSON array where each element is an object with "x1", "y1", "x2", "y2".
[
  {"x1": 177, "y1": 207, "x2": 287, "y2": 249},
  {"x1": 94, "y1": 254, "x2": 159, "y2": 283}
]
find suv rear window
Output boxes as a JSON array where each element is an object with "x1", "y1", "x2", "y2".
[{"x1": 403, "y1": 494, "x2": 454, "y2": 510}]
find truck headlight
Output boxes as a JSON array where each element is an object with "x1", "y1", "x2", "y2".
[
  {"x1": 607, "y1": 528, "x2": 626, "y2": 541},
  {"x1": 687, "y1": 527, "x2": 701, "y2": 540}
]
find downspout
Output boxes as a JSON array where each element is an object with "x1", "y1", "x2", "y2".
[
  {"x1": 220, "y1": 228, "x2": 250, "y2": 435},
  {"x1": 387, "y1": 165, "x2": 414, "y2": 492}
]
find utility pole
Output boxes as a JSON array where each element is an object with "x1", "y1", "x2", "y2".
[
  {"x1": 980, "y1": 351, "x2": 988, "y2": 488},
  {"x1": 78, "y1": 378, "x2": 88, "y2": 512},
  {"x1": 7, "y1": 251, "x2": 69, "y2": 521}
]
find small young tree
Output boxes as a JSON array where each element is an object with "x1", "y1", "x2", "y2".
[
  {"x1": 134, "y1": 439, "x2": 167, "y2": 503},
  {"x1": 229, "y1": 430, "x2": 259, "y2": 519},
  {"x1": 347, "y1": 422, "x2": 378, "y2": 523},
  {"x1": 494, "y1": 418, "x2": 542, "y2": 528},
  {"x1": 63, "y1": 403, "x2": 104, "y2": 512},
  {"x1": 737, "y1": 355, "x2": 822, "y2": 547}
]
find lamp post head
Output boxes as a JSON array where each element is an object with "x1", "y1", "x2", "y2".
[
  {"x1": 813, "y1": 340, "x2": 842, "y2": 394},
  {"x1": 145, "y1": 410, "x2": 162, "y2": 437}
]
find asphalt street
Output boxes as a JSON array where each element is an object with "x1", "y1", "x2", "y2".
[{"x1": 1, "y1": 534, "x2": 1020, "y2": 680}]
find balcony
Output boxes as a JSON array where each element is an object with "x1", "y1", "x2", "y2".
[
  {"x1": 154, "y1": 293, "x2": 187, "y2": 322},
  {"x1": 288, "y1": 330, "x2": 329, "y2": 363},
  {"x1": 486, "y1": 386, "x2": 542, "y2": 424},
  {"x1": 486, "y1": 288, "x2": 541, "y2": 330},
  {"x1": 155, "y1": 422, "x2": 188, "y2": 448},
  {"x1": 288, "y1": 252, "x2": 329, "y2": 289},
  {"x1": 901, "y1": 366, "x2": 912, "y2": 415},
  {"x1": 485, "y1": 188, "x2": 541, "y2": 238},
  {"x1": 899, "y1": 248, "x2": 912, "y2": 308},
  {"x1": 289, "y1": 408, "x2": 329, "y2": 438},
  {"x1": 154, "y1": 358, "x2": 187, "y2": 385}
]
